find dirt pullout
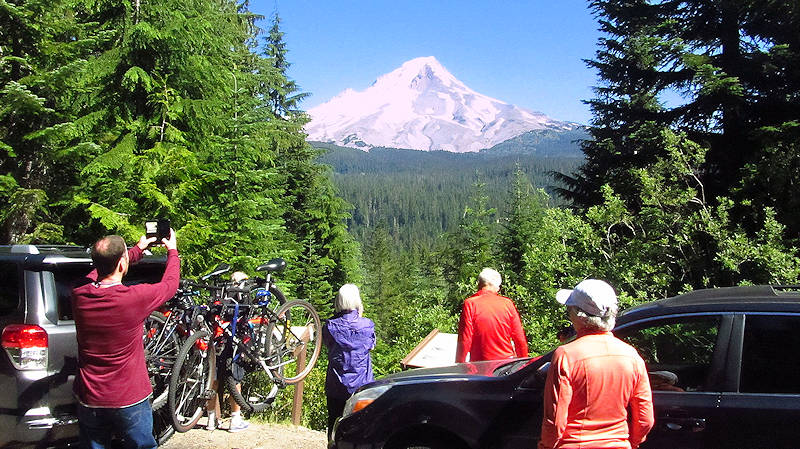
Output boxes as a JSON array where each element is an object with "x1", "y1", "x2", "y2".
[{"x1": 161, "y1": 421, "x2": 327, "y2": 449}]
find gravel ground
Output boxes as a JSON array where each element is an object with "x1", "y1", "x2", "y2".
[{"x1": 161, "y1": 418, "x2": 327, "y2": 449}]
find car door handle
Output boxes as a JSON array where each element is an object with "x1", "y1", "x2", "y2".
[{"x1": 661, "y1": 417, "x2": 706, "y2": 432}]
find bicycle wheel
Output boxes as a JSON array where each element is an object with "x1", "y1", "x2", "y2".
[
  {"x1": 152, "y1": 405, "x2": 175, "y2": 445},
  {"x1": 265, "y1": 299, "x2": 322, "y2": 384},
  {"x1": 247, "y1": 313, "x2": 277, "y2": 364},
  {"x1": 225, "y1": 362, "x2": 279, "y2": 413},
  {"x1": 144, "y1": 311, "x2": 180, "y2": 411},
  {"x1": 168, "y1": 330, "x2": 215, "y2": 432}
]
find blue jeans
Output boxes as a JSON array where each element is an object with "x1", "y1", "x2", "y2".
[{"x1": 78, "y1": 400, "x2": 157, "y2": 449}]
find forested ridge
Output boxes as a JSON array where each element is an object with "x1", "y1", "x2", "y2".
[
  {"x1": 3, "y1": 0, "x2": 800, "y2": 434},
  {"x1": 316, "y1": 143, "x2": 582, "y2": 247}
]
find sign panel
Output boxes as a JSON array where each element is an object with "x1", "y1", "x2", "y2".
[{"x1": 401, "y1": 329, "x2": 458, "y2": 369}]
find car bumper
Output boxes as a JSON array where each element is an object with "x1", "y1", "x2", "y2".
[
  {"x1": 331, "y1": 414, "x2": 386, "y2": 449},
  {"x1": 0, "y1": 406, "x2": 79, "y2": 448}
]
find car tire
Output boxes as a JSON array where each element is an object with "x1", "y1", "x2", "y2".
[{"x1": 388, "y1": 434, "x2": 467, "y2": 449}]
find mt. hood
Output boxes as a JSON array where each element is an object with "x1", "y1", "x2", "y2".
[{"x1": 305, "y1": 56, "x2": 579, "y2": 153}]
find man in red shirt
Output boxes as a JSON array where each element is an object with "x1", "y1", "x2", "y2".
[
  {"x1": 455, "y1": 268, "x2": 528, "y2": 363},
  {"x1": 539, "y1": 279, "x2": 654, "y2": 449},
  {"x1": 72, "y1": 230, "x2": 179, "y2": 449}
]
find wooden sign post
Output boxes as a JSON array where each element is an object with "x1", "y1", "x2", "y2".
[{"x1": 290, "y1": 325, "x2": 312, "y2": 425}]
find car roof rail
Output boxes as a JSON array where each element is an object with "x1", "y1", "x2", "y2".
[
  {"x1": 9, "y1": 244, "x2": 39, "y2": 254},
  {"x1": 771, "y1": 285, "x2": 800, "y2": 294}
]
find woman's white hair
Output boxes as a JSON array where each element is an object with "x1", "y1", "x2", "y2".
[
  {"x1": 477, "y1": 268, "x2": 502, "y2": 289},
  {"x1": 335, "y1": 283, "x2": 363, "y2": 314},
  {"x1": 568, "y1": 305, "x2": 617, "y2": 332}
]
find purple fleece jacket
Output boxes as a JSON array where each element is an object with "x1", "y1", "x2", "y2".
[{"x1": 323, "y1": 310, "x2": 376, "y2": 398}]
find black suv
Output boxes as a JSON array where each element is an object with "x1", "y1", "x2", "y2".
[
  {"x1": 0, "y1": 245, "x2": 168, "y2": 448},
  {"x1": 332, "y1": 285, "x2": 800, "y2": 449}
]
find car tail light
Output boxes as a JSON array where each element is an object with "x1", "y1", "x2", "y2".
[{"x1": 2, "y1": 325, "x2": 48, "y2": 370}]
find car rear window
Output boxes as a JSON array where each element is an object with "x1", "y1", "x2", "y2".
[
  {"x1": 0, "y1": 262, "x2": 21, "y2": 316},
  {"x1": 52, "y1": 262, "x2": 167, "y2": 321},
  {"x1": 740, "y1": 314, "x2": 800, "y2": 394}
]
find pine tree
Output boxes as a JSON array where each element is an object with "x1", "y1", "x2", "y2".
[
  {"x1": 0, "y1": 0, "x2": 101, "y2": 243},
  {"x1": 563, "y1": 0, "x2": 800, "y2": 235},
  {"x1": 263, "y1": 12, "x2": 359, "y2": 308},
  {"x1": 498, "y1": 167, "x2": 550, "y2": 286},
  {"x1": 63, "y1": 0, "x2": 244, "y2": 246},
  {"x1": 362, "y1": 224, "x2": 398, "y2": 309},
  {"x1": 439, "y1": 178, "x2": 497, "y2": 311},
  {"x1": 264, "y1": 13, "x2": 309, "y2": 117}
]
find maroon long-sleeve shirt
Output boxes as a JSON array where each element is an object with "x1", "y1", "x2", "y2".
[{"x1": 72, "y1": 245, "x2": 180, "y2": 407}]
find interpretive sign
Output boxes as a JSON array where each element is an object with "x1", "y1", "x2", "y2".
[{"x1": 401, "y1": 329, "x2": 458, "y2": 369}]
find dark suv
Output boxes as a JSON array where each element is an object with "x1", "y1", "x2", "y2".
[
  {"x1": 0, "y1": 245, "x2": 168, "y2": 448},
  {"x1": 332, "y1": 285, "x2": 800, "y2": 449}
]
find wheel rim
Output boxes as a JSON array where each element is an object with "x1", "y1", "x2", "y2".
[
  {"x1": 175, "y1": 346, "x2": 207, "y2": 424},
  {"x1": 170, "y1": 331, "x2": 212, "y2": 431},
  {"x1": 144, "y1": 312, "x2": 179, "y2": 410},
  {"x1": 267, "y1": 300, "x2": 321, "y2": 383}
]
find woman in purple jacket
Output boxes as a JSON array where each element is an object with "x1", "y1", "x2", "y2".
[{"x1": 323, "y1": 284, "x2": 376, "y2": 439}]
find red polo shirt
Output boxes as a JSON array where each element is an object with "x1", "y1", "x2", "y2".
[
  {"x1": 455, "y1": 289, "x2": 528, "y2": 363},
  {"x1": 72, "y1": 246, "x2": 180, "y2": 407}
]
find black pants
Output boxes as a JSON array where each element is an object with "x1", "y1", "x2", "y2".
[{"x1": 326, "y1": 395, "x2": 347, "y2": 441}]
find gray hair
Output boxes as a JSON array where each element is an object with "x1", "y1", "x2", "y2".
[
  {"x1": 477, "y1": 268, "x2": 502, "y2": 289},
  {"x1": 335, "y1": 284, "x2": 363, "y2": 313},
  {"x1": 568, "y1": 305, "x2": 617, "y2": 332}
]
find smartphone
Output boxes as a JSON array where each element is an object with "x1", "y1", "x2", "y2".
[{"x1": 145, "y1": 219, "x2": 171, "y2": 240}]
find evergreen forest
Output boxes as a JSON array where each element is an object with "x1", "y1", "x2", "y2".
[
  {"x1": 3, "y1": 0, "x2": 800, "y2": 433},
  {"x1": 316, "y1": 143, "x2": 583, "y2": 247}
]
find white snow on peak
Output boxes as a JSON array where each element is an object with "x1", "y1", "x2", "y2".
[{"x1": 305, "y1": 56, "x2": 579, "y2": 152}]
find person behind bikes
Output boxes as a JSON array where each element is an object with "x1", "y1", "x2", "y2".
[
  {"x1": 206, "y1": 271, "x2": 250, "y2": 433},
  {"x1": 322, "y1": 284, "x2": 376, "y2": 440}
]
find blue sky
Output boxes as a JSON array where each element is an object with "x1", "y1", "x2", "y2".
[{"x1": 249, "y1": 1, "x2": 602, "y2": 124}]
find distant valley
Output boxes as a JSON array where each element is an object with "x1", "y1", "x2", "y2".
[{"x1": 315, "y1": 143, "x2": 584, "y2": 247}]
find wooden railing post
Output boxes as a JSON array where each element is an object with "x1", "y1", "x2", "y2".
[{"x1": 290, "y1": 326, "x2": 310, "y2": 425}]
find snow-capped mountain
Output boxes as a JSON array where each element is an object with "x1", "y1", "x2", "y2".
[{"x1": 305, "y1": 56, "x2": 579, "y2": 153}]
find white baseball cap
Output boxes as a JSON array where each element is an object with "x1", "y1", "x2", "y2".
[{"x1": 556, "y1": 279, "x2": 617, "y2": 317}]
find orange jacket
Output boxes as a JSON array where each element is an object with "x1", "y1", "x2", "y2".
[
  {"x1": 455, "y1": 289, "x2": 528, "y2": 363},
  {"x1": 539, "y1": 332, "x2": 654, "y2": 449}
]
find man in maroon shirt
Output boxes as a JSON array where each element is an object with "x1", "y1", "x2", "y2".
[
  {"x1": 72, "y1": 230, "x2": 179, "y2": 449},
  {"x1": 455, "y1": 268, "x2": 528, "y2": 363}
]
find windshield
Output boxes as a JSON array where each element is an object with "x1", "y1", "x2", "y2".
[{"x1": 493, "y1": 357, "x2": 537, "y2": 376}]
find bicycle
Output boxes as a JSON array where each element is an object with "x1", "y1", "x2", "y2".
[
  {"x1": 144, "y1": 264, "x2": 226, "y2": 412},
  {"x1": 165, "y1": 264, "x2": 233, "y2": 432},
  {"x1": 165, "y1": 259, "x2": 293, "y2": 426},
  {"x1": 221, "y1": 260, "x2": 322, "y2": 413},
  {"x1": 163, "y1": 258, "x2": 321, "y2": 420}
]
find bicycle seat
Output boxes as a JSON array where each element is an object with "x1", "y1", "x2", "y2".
[
  {"x1": 256, "y1": 258, "x2": 286, "y2": 273},
  {"x1": 201, "y1": 263, "x2": 231, "y2": 280}
]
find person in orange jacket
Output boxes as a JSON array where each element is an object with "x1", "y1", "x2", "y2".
[{"x1": 539, "y1": 279, "x2": 654, "y2": 449}]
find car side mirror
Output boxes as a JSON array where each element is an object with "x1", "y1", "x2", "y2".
[
  {"x1": 536, "y1": 362, "x2": 550, "y2": 385},
  {"x1": 521, "y1": 361, "x2": 550, "y2": 389}
]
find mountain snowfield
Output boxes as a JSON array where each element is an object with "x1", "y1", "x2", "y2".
[{"x1": 305, "y1": 56, "x2": 580, "y2": 153}]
